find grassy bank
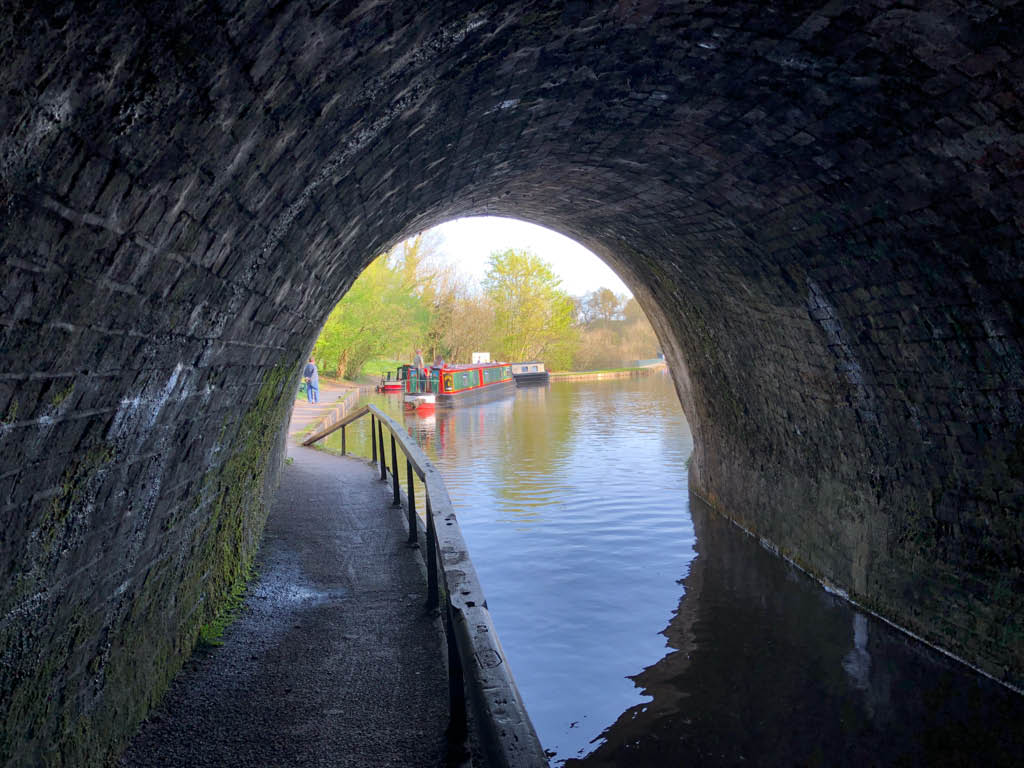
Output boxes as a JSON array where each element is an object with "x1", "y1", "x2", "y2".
[{"x1": 361, "y1": 359, "x2": 405, "y2": 378}]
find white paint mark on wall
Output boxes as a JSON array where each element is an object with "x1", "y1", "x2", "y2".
[{"x1": 107, "y1": 362, "x2": 188, "y2": 442}]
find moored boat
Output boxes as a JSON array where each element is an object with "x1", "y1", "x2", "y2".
[
  {"x1": 511, "y1": 361, "x2": 549, "y2": 385},
  {"x1": 403, "y1": 361, "x2": 515, "y2": 410},
  {"x1": 376, "y1": 364, "x2": 411, "y2": 393}
]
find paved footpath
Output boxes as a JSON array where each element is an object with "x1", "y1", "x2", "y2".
[{"x1": 120, "y1": 394, "x2": 449, "y2": 767}]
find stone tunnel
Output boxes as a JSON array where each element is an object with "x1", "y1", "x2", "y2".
[{"x1": 1, "y1": 1, "x2": 1021, "y2": 764}]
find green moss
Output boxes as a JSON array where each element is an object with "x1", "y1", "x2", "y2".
[
  {"x1": 192, "y1": 361, "x2": 293, "y2": 608},
  {"x1": 57, "y1": 360, "x2": 295, "y2": 767},
  {"x1": 195, "y1": 562, "x2": 256, "y2": 648},
  {"x1": 43, "y1": 445, "x2": 114, "y2": 548},
  {"x1": 1, "y1": 358, "x2": 301, "y2": 768},
  {"x1": 0, "y1": 595, "x2": 111, "y2": 768},
  {"x1": 50, "y1": 381, "x2": 75, "y2": 408},
  {"x1": 2, "y1": 397, "x2": 17, "y2": 424}
]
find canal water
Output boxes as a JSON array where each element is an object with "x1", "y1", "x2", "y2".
[{"x1": 320, "y1": 373, "x2": 1023, "y2": 766}]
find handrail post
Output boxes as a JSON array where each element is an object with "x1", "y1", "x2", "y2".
[
  {"x1": 377, "y1": 419, "x2": 386, "y2": 481},
  {"x1": 341, "y1": 424, "x2": 346, "y2": 456},
  {"x1": 390, "y1": 435, "x2": 400, "y2": 506},
  {"x1": 406, "y1": 457, "x2": 417, "y2": 546},
  {"x1": 370, "y1": 414, "x2": 377, "y2": 463},
  {"x1": 446, "y1": 605, "x2": 467, "y2": 741},
  {"x1": 426, "y1": 495, "x2": 438, "y2": 610}
]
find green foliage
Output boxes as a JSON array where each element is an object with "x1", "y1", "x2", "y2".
[
  {"x1": 483, "y1": 248, "x2": 578, "y2": 367},
  {"x1": 310, "y1": 233, "x2": 657, "y2": 374},
  {"x1": 425, "y1": 282, "x2": 494, "y2": 365},
  {"x1": 314, "y1": 248, "x2": 430, "y2": 378},
  {"x1": 362, "y1": 358, "x2": 405, "y2": 378}
]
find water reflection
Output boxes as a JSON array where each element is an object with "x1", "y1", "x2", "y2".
[
  {"x1": 843, "y1": 613, "x2": 872, "y2": 693},
  {"x1": 323, "y1": 377, "x2": 696, "y2": 759},
  {"x1": 318, "y1": 378, "x2": 1022, "y2": 766},
  {"x1": 568, "y1": 494, "x2": 1024, "y2": 767}
]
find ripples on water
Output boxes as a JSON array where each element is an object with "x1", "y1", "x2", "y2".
[{"x1": 322, "y1": 374, "x2": 1024, "y2": 766}]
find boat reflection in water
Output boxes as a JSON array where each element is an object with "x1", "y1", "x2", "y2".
[{"x1": 402, "y1": 390, "x2": 515, "y2": 459}]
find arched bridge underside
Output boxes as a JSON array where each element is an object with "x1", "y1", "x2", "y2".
[{"x1": 2, "y1": 1, "x2": 1022, "y2": 763}]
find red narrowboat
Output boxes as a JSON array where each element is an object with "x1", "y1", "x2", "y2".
[
  {"x1": 376, "y1": 364, "x2": 412, "y2": 393},
  {"x1": 403, "y1": 362, "x2": 515, "y2": 411}
]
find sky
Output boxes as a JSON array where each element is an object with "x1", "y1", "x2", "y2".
[{"x1": 428, "y1": 216, "x2": 631, "y2": 297}]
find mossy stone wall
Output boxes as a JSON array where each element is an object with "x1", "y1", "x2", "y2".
[{"x1": 0, "y1": 358, "x2": 295, "y2": 766}]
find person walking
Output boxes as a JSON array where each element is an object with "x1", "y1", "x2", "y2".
[{"x1": 303, "y1": 356, "x2": 319, "y2": 403}]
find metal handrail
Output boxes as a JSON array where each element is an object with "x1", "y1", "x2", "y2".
[{"x1": 302, "y1": 405, "x2": 546, "y2": 767}]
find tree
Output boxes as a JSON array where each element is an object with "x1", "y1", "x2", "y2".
[
  {"x1": 393, "y1": 231, "x2": 443, "y2": 295},
  {"x1": 421, "y1": 268, "x2": 495, "y2": 364},
  {"x1": 444, "y1": 292, "x2": 496, "y2": 363},
  {"x1": 482, "y1": 249, "x2": 578, "y2": 367},
  {"x1": 619, "y1": 297, "x2": 659, "y2": 363},
  {"x1": 622, "y1": 297, "x2": 646, "y2": 324},
  {"x1": 313, "y1": 249, "x2": 428, "y2": 378},
  {"x1": 572, "y1": 291, "x2": 660, "y2": 369},
  {"x1": 584, "y1": 288, "x2": 622, "y2": 325}
]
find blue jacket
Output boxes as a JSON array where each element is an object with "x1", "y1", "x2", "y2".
[{"x1": 303, "y1": 362, "x2": 319, "y2": 388}]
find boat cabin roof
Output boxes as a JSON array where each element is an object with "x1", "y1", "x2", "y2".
[{"x1": 440, "y1": 362, "x2": 508, "y2": 371}]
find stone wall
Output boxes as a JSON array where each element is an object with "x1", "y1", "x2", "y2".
[{"x1": 1, "y1": 1, "x2": 1021, "y2": 764}]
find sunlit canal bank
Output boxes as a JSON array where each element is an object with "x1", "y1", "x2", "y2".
[{"x1": 313, "y1": 374, "x2": 1024, "y2": 766}]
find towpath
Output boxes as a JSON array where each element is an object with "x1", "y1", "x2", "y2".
[
  {"x1": 120, "y1": 387, "x2": 449, "y2": 767},
  {"x1": 289, "y1": 378, "x2": 361, "y2": 439}
]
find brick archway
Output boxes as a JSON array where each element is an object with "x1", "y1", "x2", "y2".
[{"x1": 1, "y1": 1, "x2": 1021, "y2": 763}]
